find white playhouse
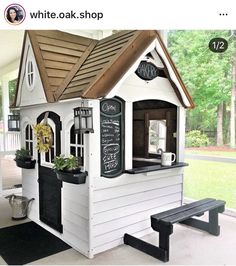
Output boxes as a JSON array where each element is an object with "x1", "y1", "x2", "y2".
[{"x1": 14, "y1": 30, "x2": 194, "y2": 258}]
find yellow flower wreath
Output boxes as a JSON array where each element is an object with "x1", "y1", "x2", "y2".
[{"x1": 33, "y1": 123, "x2": 53, "y2": 153}]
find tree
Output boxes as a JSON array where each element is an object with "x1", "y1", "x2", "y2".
[
  {"x1": 8, "y1": 78, "x2": 17, "y2": 108},
  {"x1": 168, "y1": 30, "x2": 236, "y2": 145},
  {"x1": 230, "y1": 31, "x2": 236, "y2": 148},
  {"x1": 0, "y1": 85, "x2": 2, "y2": 120}
]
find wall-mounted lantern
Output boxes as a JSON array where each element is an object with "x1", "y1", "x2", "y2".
[
  {"x1": 74, "y1": 107, "x2": 94, "y2": 134},
  {"x1": 8, "y1": 114, "x2": 20, "y2": 131}
]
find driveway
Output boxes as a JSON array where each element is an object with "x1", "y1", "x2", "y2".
[{"x1": 185, "y1": 154, "x2": 236, "y2": 164}]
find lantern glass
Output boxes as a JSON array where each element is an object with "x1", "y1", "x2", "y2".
[
  {"x1": 87, "y1": 116, "x2": 92, "y2": 129},
  {"x1": 81, "y1": 117, "x2": 86, "y2": 129},
  {"x1": 74, "y1": 116, "x2": 80, "y2": 130},
  {"x1": 8, "y1": 114, "x2": 20, "y2": 131},
  {"x1": 74, "y1": 107, "x2": 94, "y2": 133}
]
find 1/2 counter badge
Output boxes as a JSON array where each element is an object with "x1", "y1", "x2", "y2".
[{"x1": 209, "y1": 37, "x2": 228, "y2": 53}]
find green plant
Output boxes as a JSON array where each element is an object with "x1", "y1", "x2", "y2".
[
  {"x1": 53, "y1": 155, "x2": 82, "y2": 171},
  {"x1": 15, "y1": 148, "x2": 31, "y2": 161},
  {"x1": 186, "y1": 130, "x2": 210, "y2": 147}
]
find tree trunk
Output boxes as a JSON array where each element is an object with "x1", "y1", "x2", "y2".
[
  {"x1": 230, "y1": 62, "x2": 236, "y2": 148},
  {"x1": 217, "y1": 103, "x2": 224, "y2": 146}
]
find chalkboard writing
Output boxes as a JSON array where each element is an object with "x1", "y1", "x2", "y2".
[
  {"x1": 135, "y1": 61, "x2": 159, "y2": 81},
  {"x1": 100, "y1": 98, "x2": 124, "y2": 178}
]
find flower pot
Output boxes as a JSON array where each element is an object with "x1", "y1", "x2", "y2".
[
  {"x1": 55, "y1": 169, "x2": 88, "y2": 184},
  {"x1": 15, "y1": 159, "x2": 36, "y2": 169}
]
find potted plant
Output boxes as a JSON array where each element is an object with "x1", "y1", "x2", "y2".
[
  {"x1": 14, "y1": 148, "x2": 36, "y2": 169},
  {"x1": 53, "y1": 155, "x2": 87, "y2": 184}
]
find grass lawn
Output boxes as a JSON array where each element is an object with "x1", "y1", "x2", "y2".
[
  {"x1": 184, "y1": 159, "x2": 236, "y2": 209},
  {"x1": 185, "y1": 149, "x2": 236, "y2": 158}
]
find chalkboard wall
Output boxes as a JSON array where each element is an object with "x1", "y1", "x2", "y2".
[{"x1": 100, "y1": 98, "x2": 124, "y2": 178}]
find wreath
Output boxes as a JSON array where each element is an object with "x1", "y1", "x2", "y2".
[{"x1": 33, "y1": 112, "x2": 53, "y2": 153}]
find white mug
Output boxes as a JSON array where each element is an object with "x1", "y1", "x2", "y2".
[{"x1": 161, "y1": 152, "x2": 176, "y2": 166}]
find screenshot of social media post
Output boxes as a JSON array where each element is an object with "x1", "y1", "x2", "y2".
[{"x1": 0, "y1": 1, "x2": 235, "y2": 265}]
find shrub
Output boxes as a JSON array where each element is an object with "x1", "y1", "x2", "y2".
[{"x1": 186, "y1": 130, "x2": 209, "y2": 147}]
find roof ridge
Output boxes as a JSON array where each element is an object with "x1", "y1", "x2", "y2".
[
  {"x1": 54, "y1": 39, "x2": 98, "y2": 101},
  {"x1": 96, "y1": 30, "x2": 137, "y2": 45}
]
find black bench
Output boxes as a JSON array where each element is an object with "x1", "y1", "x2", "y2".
[{"x1": 124, "y1": 198, "x2": 225, "y2": 262}]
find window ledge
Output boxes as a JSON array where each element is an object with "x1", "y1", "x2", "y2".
[{"x1": 125, "y1": 162, "x2": 188, "y2": 174}]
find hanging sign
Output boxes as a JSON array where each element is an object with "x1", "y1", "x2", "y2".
[{"x1": 135, "y1": 60, "x2": 159, "y2": 81}]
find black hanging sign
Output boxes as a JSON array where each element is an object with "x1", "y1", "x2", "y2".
[
  {"x1": 100, "y1": 98, "x2": 124, "y2": 178},
  {"x1": 135, "y1": 60, "x2": 160, "y2": 81}
]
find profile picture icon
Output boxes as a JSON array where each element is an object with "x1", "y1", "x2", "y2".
[{"x1": 4, "y1": 4, "x2": 26, "y2": 25}]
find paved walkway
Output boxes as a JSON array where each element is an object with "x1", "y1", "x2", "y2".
[
  {"x1": 0, "y1": 155, "x2": 21, "y2": 190},
  {"x1": 1, "y1": 197, "x2": 236, "y2": 265},
  {"x1": 185, "y1": 154, "x2": 236, "y2": 163}
]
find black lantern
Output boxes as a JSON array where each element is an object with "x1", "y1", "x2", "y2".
[
  {"x1": 74, "y1": 107, "x2": 94, "y2": 134},
  {"x1": 8, "y1": 114, "x2": 20, "y2": 131}
]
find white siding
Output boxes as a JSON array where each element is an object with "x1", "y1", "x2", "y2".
[
  {"x1": 91, "y1": 169, "x2": 183, "y2": 255},
  {"x1": 20, "y1": 101, "x2": 91, "y2": 256},
  {"x1": 62, "y1": 182, "x2": 89, "y2": 256},
  {"x1": 22, "y1": 168, "x2": 39, "y2": 221},
  {"x1": 116, "y1": 73, "x2": 181, "y2": 106}
]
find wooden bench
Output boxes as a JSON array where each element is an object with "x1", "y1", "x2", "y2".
[{"x1": 124, "y1": 198, "x2": 225, "y2": 262}]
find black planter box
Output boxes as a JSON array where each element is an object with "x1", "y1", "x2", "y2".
[
  {"x1": 55, "y1": 170, "x2": 88, "y2": 184},
  {"x1": 15, "y1": 159, "x2": 36, "y2": 169}
]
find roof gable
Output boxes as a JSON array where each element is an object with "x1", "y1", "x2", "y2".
[
  {"x1": 24, "y1": 30, "x2": 97, "y2": 102},
  {"x1": 15, "y1": 30, "x2": 194, "y2": 108},
  {"x1": 15, "y1": 34, "x2": 47, "y2": 107}
]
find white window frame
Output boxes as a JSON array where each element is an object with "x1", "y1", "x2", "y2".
[
  {"x1": 26, "y1": 59, "x2": 35, "y2": 91},
  {"x1": 25, "y1": 124, "x2": 34, "y2": 156},
  {"x1": 65, "y1": 119, "x2": 85, "y2": 170},
  {"x1": 70, "y1": 125, "x2": 84, "y2": 159}
]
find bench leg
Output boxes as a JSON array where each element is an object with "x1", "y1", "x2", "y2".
[
  {"x1": 209, "y1": 209, "x2": 220, "y2": 236},
  {"x1": 124, "y1": 233, "x2": 169, "y2": 262},
  {"x1": 180, "y1": 206, "x2": 224, "y2": 236},
  {"x1": 158, "y1": 224, "x2": 173, "y2": 260}
]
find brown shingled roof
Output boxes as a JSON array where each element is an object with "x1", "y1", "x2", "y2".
[
  {"x1": 15, "y1": 30, "x2": 194, "y2": 108},
  {"x1": 57, "y1": 30, "x2": 156, "y2": 100},
  {"x1": 27, "y1": 30, "x2": 97, "y2": 102}
]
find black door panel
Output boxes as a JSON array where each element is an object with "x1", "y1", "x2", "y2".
[{"x1": 37, "y1": 111, "x2": 62, "y2": 233}]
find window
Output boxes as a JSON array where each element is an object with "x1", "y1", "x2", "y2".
[
  {"x1": 133, "y1": 100, "x2": 177, "y2": 168},
  {"x1": 70, "y1": 125, "x2": 84, "y2": 166},
  {"x1": 25, "y1": 124, "x2": 33, "y2": 156},
  {"x1": 26, "y1": 60, "x2": 34, "y2": 89},
  {"x1": 148, "y1": 120, "x2": 167, "y2": 154}
]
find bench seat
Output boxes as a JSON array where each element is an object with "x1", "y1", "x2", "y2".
[{"x1": 124, "y1": 198, "x2": 225, "y2": 262}]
